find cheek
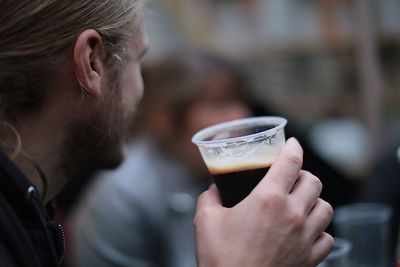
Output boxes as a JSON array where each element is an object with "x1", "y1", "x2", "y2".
[{"x1": 120, "y1": 64, "x2": 144, "y2": 113}]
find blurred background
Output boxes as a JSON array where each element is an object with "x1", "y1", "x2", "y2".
[
  {"x1": 143, "y1": 0, "x2": 400, "y2": 182},
  {"x1": 61, "y1": 2, "x2": 400, "y2": 266}
]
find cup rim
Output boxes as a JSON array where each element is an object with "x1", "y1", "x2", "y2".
[
  {"x1": 325, "y1": 238, "x2": 352, "y2": 260},
  {"x1": 333, "y1": 202, "x2": 393, "y2": 224},
  {"x1": 191, "y1": 116, "x2": 287, "y2": 146}
]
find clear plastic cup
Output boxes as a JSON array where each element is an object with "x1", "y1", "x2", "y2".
[
  {"x1": 333, "y1": 203, "x2": 393, "y2": 267},
  {"x1": 318, "y1": 238, "x2": 352, "y2": 267},
  {"x1": 192, "y1": 116, "x2": 287, "y2": 207}
]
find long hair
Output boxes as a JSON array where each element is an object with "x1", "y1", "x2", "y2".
[{"x1": 0, "y1": 0, "x2": 144, "y2": 156}]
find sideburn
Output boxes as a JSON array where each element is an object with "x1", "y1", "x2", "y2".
[{"x1": 58, "y1": 74, "x2": 126, "y2": 189}]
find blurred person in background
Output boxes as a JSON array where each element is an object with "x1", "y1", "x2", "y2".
[
  {"x1": 250, "y1": 104, "x2": 361, "y2": 211},
  {"x1": 0, "y1": 0, "x2": 334, "y2": 266},
  {"x1": 69, "y1": 52, "x2": 252, "y2": 267}
]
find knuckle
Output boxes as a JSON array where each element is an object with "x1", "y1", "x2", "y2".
[
  {"x1": 299, "y1": 171, "x2": 323, "y2": 198},
  {"x1": 308, "y1": 173, "x2": 322, "y2": 193},
  {"x1": 285, "y1": 149, "x2": 303, "y2": 168},
  {"x1": 316, "y1": 233, "x2": 335, "y2": 264},
  {"x1": 258, "y1": 191, "x2": 285, "y2": 208},
  {"x1": 310, "y1": 233, "x2": 335, "y2": 267},
  {"x1": 325, "y1": 232, "x2": 335, "y2": 247},
  {"x1": 326, "y1": 233, "x2": 336, "y2": 251},
  {"x1": 319, "y1": 199, "x2": 334, "y2": 220},
  {"x1": 288, "y1": 210, "x2": 305, "y2": 229}
]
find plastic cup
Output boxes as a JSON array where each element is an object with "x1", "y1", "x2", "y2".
[
  {"x1": 317, "y1": 238, "x2": 352, "y2": 267},
  {"x1": 192, "y1": 116, "x2": 287, "y2": 207},
  {"x1": 333, "y1": 203, "x2": 393, "y2": 267}
]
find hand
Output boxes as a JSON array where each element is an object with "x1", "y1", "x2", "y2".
[{"x1": 194, "y1": 138, "x2": 334, "y2": 267}]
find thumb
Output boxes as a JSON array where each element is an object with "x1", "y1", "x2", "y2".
[{"x1": 255, "y1": 137, "x2": 303, "y2": 194}]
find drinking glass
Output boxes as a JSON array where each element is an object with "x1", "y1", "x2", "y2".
[
  {"x1": 192, "y1": 116, "x2": 287, "y2": 207},
  {"x1": 333, "y1": 203, "x2": 393, "y2": 267},
  {"x1": 317, "y1": 238, "x2": 352, "y2": 267}
]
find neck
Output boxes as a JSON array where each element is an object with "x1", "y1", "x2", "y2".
[
  {"x1": 15, "y1": 153, "x2": 48, "y2": 199},
  {"x1": 1, "y1": 105, "x2": 71, "y2": 203},
  {"x1": 12, "y1": 133, "x2": 62, "y2": 203},
  {"x1": 0, "y1": 121, "x2": 55, "y2": 202},
  {"x1": 19, "y1": 120, "x2": 67, "y2": 202}
]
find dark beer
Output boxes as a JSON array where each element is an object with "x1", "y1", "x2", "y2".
[
  {"x1": 209, "y1": 164, "x2": 271, "y2": 208},
  {"x1": 192, "y1": 117, "x2": 287, "y2": 207}
]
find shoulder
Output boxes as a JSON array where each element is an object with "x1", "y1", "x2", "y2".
[{"x1": 0, "y1": 238, "x2": 19, "y2": 267}]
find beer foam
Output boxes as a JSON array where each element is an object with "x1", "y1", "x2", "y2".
[
  {"x1": 205, "y1": 144, "x2": 281, "y2": 174},
  {"x1": 208, "y1": 161, "x2": 272, "y2": 175}
]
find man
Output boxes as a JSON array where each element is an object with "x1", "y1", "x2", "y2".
[{"x1": 0, "y1": 1, "x2": 333, "y2": 267}]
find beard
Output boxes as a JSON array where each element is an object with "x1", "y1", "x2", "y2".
[{"x1": 58, "y1": 79, "x2": 133, "y2": 191}]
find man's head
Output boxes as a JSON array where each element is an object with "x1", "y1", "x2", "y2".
[{"x1": 0, "y1": 0, "x2": 148, "y2": 200}]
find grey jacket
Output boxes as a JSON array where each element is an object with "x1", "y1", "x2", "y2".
[{"x1": 70, "y1": 137, "x2": 207, "y2": 267}]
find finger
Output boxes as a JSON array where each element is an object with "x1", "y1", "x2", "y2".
[
  {"x1": 197, "y1": 184, "x2": 222, "y2": 209},
  {"x1": 305, "y1": 198, "x2": 334, "y2": 241},
  {"x1": 290, "y1": 171, "x2": 322, "y2": 214},
  {"x1": 309, "y1": 232, "x2": 335, "y2": 266},
  {"x1": 256, "y1": 138, "x2": 303, "y2": 194}
]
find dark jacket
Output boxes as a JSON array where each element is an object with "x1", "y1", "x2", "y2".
[{"x1": 0, "y1": 152, "x2": 64, "y2": 267}]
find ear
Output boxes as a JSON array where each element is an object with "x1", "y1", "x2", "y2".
[{"x1": 73, "y1": 29, "x2": 105, "y2": 96}]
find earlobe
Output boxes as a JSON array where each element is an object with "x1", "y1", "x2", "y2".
[{"x1": 73, "y1": 29, "x2": 104, "y2": 96}]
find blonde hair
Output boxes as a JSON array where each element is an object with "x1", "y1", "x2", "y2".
[
  {"x1": 0, "y1": 0, "x2": 144, "y2": 154},
  {"x1": 0, "y1": 0, "x2": 143, "y2": 62},
  {"x1": 0, "y1": 0, "x2": 143, "y2": 117}
]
